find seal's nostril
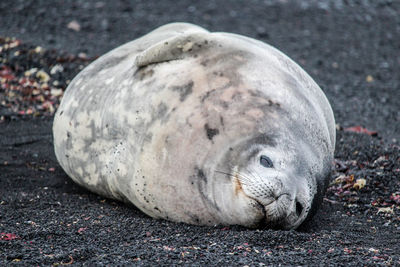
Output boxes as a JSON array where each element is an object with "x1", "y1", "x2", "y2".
[{"x1": 296, "y1": 200, "x2": 303, "y2": 217}]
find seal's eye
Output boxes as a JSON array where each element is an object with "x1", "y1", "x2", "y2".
[{"x1": 260, "y1": 155, "x2": 273, "y2": 168}]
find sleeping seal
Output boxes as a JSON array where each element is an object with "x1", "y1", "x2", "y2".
[{"x1": 53, "y1": 22, "x2": 336, "y2": 229}]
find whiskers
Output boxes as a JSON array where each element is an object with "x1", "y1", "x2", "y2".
[
  {"x1": 214, "y1": 169, "x2": 257, "y2": 187},
  {"x1": 214, "y1": 166, "x2": 281, "y2": 199}
]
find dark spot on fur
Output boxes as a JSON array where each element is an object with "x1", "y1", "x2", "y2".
[
  {"x1": 59, "y1": 110, "x2": 63, "y2": 115},
  {"x1": 170, "y1": 81, "x2": 194, "y2": 101},
  {"x1": 196, "y1": 167, "x2": 207, "y2": 183},
  {"x1": 220, "y1": 116, "x2": 224, "y2": 127},
  {"x1": 268, "y1": 99, "x2": 281, "y2": 107},
  {"x1": 155, "y1": 102, "x2": 168, "y2": 121},
  {"x1": 185, "y1": 212, "x2": 202, "y2": 224},
  {"x1": 67, "y1": 131, "x2": 71, "y2": 138},
  {"x1": 191, "y1": 215, "x2": 200, "y2": 223},
  {"x1": 134, "y1": 67, "x2": 155, "y2": 80},
  {"x1": 232, "y1": 91, "x2": 243, "y2": 101},
  {"x1": 248, "y1": 90, "x2": 263, "y2": 98},
  {"x1": 192, "y1": 167, "x2": 221, "y2": 212},
  {"x1": 89, "y1": 120, "x2": 96, "y2": 140},
  {"x1": 200, "y1": 89, "x2": 216, "y2": 103},
  {"x1": 185, "y1": 119, "x2": 193, "y2": 128},
  {"x1": 204, "y1": 123, "x2": 219, "y2": 141},
  {"x1": 212, "y1": 71, "x2": 224, "y2": 77},
  {"x1": 221, "y1": 102, "x2": 229, "y2": 109},
  {"x1": 144, "y1": 133, "x2": 152, "y2": 143}
]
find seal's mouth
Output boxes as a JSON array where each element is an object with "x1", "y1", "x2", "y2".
[
  {"x1": 233, "y1": 176, "x2": 304, "y2": 229},
  {"x1": 262, "y1": 195, "x2": 306, "y2": 230},
  {"x1": 253, "y1": 197, "x2": 290, "y2": 229},
  {"x1": 263, "y1": 198, "x2": 293, "y2": 229},
  {"x1": 228, "y1": 171, "x2": 305, "y2": 229},
  {"x1": 252, "y1": 201, "x2": 299, "y2": 230}
]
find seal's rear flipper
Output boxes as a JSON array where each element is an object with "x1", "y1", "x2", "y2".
[{"x1": 135, "y1": 29, "x2": 212, "y2": 68}]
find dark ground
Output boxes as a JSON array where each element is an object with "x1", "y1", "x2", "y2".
[{"x1": 0, "y1": 0, "x2": 399, "y2": 265}]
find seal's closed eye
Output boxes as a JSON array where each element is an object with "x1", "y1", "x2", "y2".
[{"x1": 260, "y1": 155, "x2": 273, "y2": 168}]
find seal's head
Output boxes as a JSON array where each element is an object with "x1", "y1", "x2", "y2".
[
  {"x1": 212, "y1": 132, "x2": 329, "y2": 230},
  {"x1": 236, "y1": 145, "x2": 312, "y2": 229}
]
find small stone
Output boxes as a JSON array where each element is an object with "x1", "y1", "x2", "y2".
[
  {"x1": 51, "y1": 88, "x2": 63, "y2": 97},
  {"x1": 24, "y1": 68, "x2": 38, "y2": 76},
  {"x1": 67, "y1": 20, "x2": 81, "y2": 32},
  {"x1": 50, "y1": 64, "x2": 64, "y2": 75},
  {"x1": 36, "y1": 70, "x2": 50, "y2": 83}
]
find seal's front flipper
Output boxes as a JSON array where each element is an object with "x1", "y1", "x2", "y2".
[{"x1": 135, "y1": 30, "x2": 212, "y2": 68}]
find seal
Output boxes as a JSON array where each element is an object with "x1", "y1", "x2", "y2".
[{"x1": 53, "y1": 22, "x2": 336, "y2": 229}]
